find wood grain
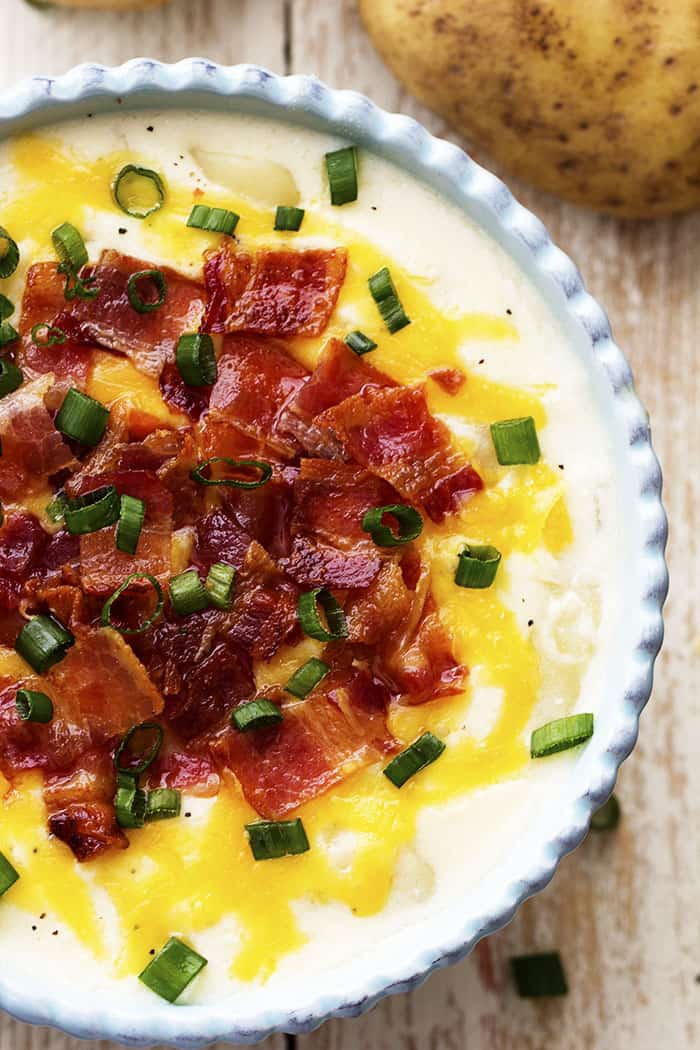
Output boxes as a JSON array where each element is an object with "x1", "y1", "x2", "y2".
[{"x1": 1, "y1": 1, "x2": 696, "y2": 1048}]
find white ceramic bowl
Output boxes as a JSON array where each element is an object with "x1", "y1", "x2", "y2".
[{"x1": 0, "y1": 59, "x2": 668, "y2": 1047}]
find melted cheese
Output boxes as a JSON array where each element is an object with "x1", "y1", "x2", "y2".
[{"x1": 0, "y1": 113, "x2": 619, "y2": 994}]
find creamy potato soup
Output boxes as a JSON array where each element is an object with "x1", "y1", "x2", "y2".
[{"x1": 0, "y1": 111, "x2": 621, "y2": 1005}]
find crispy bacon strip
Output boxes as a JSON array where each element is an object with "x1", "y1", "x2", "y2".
[
  {"x1": 316, "y1": 385, "x2": 483, "y2": 523},
  {"x1": 18, "y1": 263, "x2": 96, "y2": 385},
  {"x1": 289, "y1": 338, "x2": 394, "y2": 419},
  {"x1": 203, "y1": 243, "x2": 347, "y2": 337},
  {"x1": 44, "y1": 749, "x2": 127, "y2": 861},
  {"x1": 0, "y1": 376, "x2": 77, "y2": 501},
  {"x1": 57, "y1": 251, "x2": 206, "y2": 378},
  {"x1": 0, "y1": 513, "x2": 79, "y2": 611},
  {"x1": 228, "y1": 542, "x2": 299, "y2": 660}
]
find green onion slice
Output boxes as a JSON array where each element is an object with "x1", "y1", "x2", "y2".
[
  {"x1": 127, "y1": 269, "x2": 167, "y2": 314},
  {"x1": 62, "y1": 269, "x2": 100, "y2": 302},
  {"x1": 284, "y1": 657, "x2": 330, "y2": 699},
  {"x1": 383, "y1": 732, "x2": 446, "y2": 788},
  {"x1": 345, "y1": 330, "x2": 377, "y2": 356},
  {"x1": 30, "y1": 322, "x2": 67, "y2": 348},
  {"x1": 190, "y1": 456, "x2": 272, "y2": 490},
  {"x1": 368, "y1": 266, "x2": 410, "y2": 334},
  {"x1": 64, "y1": 485, "x2": 120, "y2": 536},
  {"x1": 116, "y1": 493, "x2": 145, "y2": 555},
  {"x1": 246, "y1": 818, "x2": 310, "y2": 861},
  {"x1": 297, "y1": 587, "x2": 348, "y2": 642},
  {"x1": 361, "y1": 504, "x2": 423, "y2": 547},
  {"x1": 231, "y1": 698, "x2": 283, "y2": 733},
  {"x1": 325, "y1": 146, "x2": 359, "y2": 206},
  {"x1": 54, "y1": 387, "x2": 110, "y2": 446},
  {"x1": 139, "y1": 937, "x2": 207, "y2": 1003},
  {"x1": 0, "y1": 227, "x2": 19, "y2": 279},
  {"x1": 511, "y1": 953, "x2": 568, "y2": 998},
  {"x1": 490, "y1": 416, "x2": 541, "y2": 465},
  {"x1": 45, "y1": 492, "x2": 68, "y2": 524},
  {"x1": 0, "y1": 295, "x2": 14, "y2": 321},
  {"x1": 205, "y1": 562, "x2": 236, "y2": 610},
  {"x1": 187, "y1": 204, "x2": 239, "y2": 236},
  {"x1": 113, "y1": 165, "x2": 165, "y2": 219},
  {"x1": 169, "y1": 569, "x2": 210, "y2": 616},
  {"x1": 0, "y1": 851, "x2": 19, "y2": 897},
  {"x1": 0, "y1": 360, "x2": 23, "y2": 398},
  {"x1": 176, "y1": 333, "x2": 217, "y2": 387},
  {"x1": 0, "y1": 323, "x2": 18, "y2": 349},
  {"x1": 590, "y1": 794, "x2": 621, "y2": 832},
  {"x1": 15, "y1": 614, "x2": 75, "y2": 674},
  {"x1": 101, "y1": 572, "x2": 165, "y2": 635},
  {"x1": 530, "y1": 713, "x2": 594, "y2": 758},
  {"x1": 15, "y1": 689, "x2": 54, "y2": 724},
  {"x1": 115, "y1": 776, "x2": 147, "y2": 829},
  {"x1": 274, "y1": 205, "x2": 305, "y2": 231},
  {"x1": 145, "y1": 788, "x2": 181, "y2": 822},
  {"x1": 454, "y1": 544, "x2": 502, "y2": 589},
  {"x1": 115, "y1": 722, "x2": 164, "y2": 775},
  {"x1": 52, "y1": 221, "x2": 88, "y2": 273}
]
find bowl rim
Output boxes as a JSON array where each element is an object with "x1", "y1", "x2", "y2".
[{"x1": 0, "y1": 58, "x2": 668, "y2": 1047}]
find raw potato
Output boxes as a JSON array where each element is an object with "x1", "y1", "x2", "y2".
[{"x1": 359, "y1": 0, "x2": 700, "y2": 218}]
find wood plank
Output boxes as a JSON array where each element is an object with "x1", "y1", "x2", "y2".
[{"x1": 291, "y1": 2, "x2": 696, "y2": 1049}]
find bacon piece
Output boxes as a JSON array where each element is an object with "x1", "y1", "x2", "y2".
[
  {"x1": 132, "y1": 607, "x2": 254, "y2": 740},
  {"x1": 160, "y1": 360, "x2": 211, "y2": 420},
  {"x1": 209, "y1": 334, "x2": 308, "y2": 454},
  {"x1": 57, "y1": 251, "x2": 206, "y2": 378},
  {"x1": 316, "y1": 385, "x2": 483, "y2": 523},
  {"x1": 73, "y1": 470, "x2": 173, "y2": 595},
  {"x1": 346, "y1": 561, "x2": 414, "y2": 645},
  {"x1": 18, "y1": 263, "x2": 95, "y2": 385},
  {"x1": 49, "y1": 803, "x2": 127, "y2": 862},
  {"x1": 146, "y1": 746, "x2": 220, "y2": 798},
  {"x1": 282, "y1": 535, "x2": 380, "y2": 589},
  {"x1": 0, "y1": 376, "x2": 77, "y2": 501},
  {"x1": 228, "y1": 542, "x2": 299, "y2": 660},
  {"x1": 430, "y1": 367, "x2": 466, "y2": 395},
  {"x1": 289, "y1": 338, "x2": 394, "y2": 419},
  {"x1": 0, "y1": 513, "x2": 79, "y2": 611},
  {"x1": 203, "y1": 243, "x2": 347, "y2": 337},
  {"x1": 213, "y1": 667, "x2": 396, "y2": 818},
  {"x1": 193, "y1": 506, "x2": 251, "y2": 573}
]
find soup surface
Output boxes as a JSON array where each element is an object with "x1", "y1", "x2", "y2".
[{"x1": 0, "y1": 110, "x2": 621, "y2": 1005}]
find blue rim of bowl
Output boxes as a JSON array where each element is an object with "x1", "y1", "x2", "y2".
[{"x1": 0, "y1": 59, "x2": 668, "y2": 1047}]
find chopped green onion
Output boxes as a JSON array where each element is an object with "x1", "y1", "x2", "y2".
[
  {"x1": 190, "y1": 456, "x2": 272, "y2": 490},
  {"x1": 0, "y1": 851, "x2": 19, "y2": 897},
  {"x1": 0, "y1": 323, "x2": 18, "y2": 348},
  {"x1": 15, "y1": 689, "x2": 53, "y2": 723},
  {"x1": 115, "y1": 722, "x2": 164, "y2": 775},
  {"x1": 490, "y1": 417, "x2": 541, "y2": 465},
  {"x1": 297, "y1": 587, "x2": 348, "y2": 642},
  {"x1": 590, "y1": 794, "x2": 621, "y2": 831},
  {"x1": 187, "y1": 204, "x2": 239, "y2": 236},
  {"x1": 205, "y1": 562, "x2": 236, "y2": 610},
  {"x1": 52, "y1": 221, "x2": 88, "y2": 273},
  {"x1": 361, "y1": 504, "x2": 423, "y2": 547},
  {"x1": 101, "y1": 572, "x2": 165, "y2": 635},
  {"x1": 274, "y1": 205, "x2": 305, "y2": 231},
  {"x1": 139, "y1": 937, "x2": 207, "y2": 1003},
  {"x1": 113, "y1": 165, "x2": 165, "y2": 219},
  {"x1": 127, "y1": 269, "x2": 167, "y2": 314},
  {"x1": 284, "y1": 657, "x2": 330, "y2": 699},
  {"x1": 0, "y1": 227, "x2": 19, "y2": 279},
  {"x1": 325, "y1": 146, "x2": 359, "y2": 206},
  {"x1": 169, "y1": 570, "x2": 210, "y2": 616},
  {"x1": 454, "y1": 544, "x2": 502, "y2": 589},
  {"x1": 115, "y1": 776, "x2": 147, "y2": 829},
  {"x1": 511, "y1": 953, "x2": 568, "y2": 998},
  {"x1": 15, "y1": 614, "x2": 75, "y2": 674},
  {"x1": 63, "y1": 485, "x2": 120, "y2": 536},
  {"x1": 45, "y1": 492, "x2": 68, "y2": 524},
  {"x1": 383, "y1": 732, "x2": 445, "y2": 788},
  {"x1": 116, "y1": 494, "x2": 145, "y2": 555},
  {"x1": 368, "y1": 266, "x2": 410, "y2": 333},
  {"x1": 0, "y1": 360, "x2": 22, "y2": 398},
  {"x1": 176, "y1": 333, "x2": 217, "y2": 387},
  {"x1": 530, "y1": 713, "x2": 594, "y2": 758},
  {"x1": 246, "y1": 818, "x2": 310, "y2": 861},
  {"x1": 231, "y1": 698, "x2": 283, "y2": 732},
  {"x1": 0, "y1": 295, "x2": 13, "y2": 321},
  {"x1": 345, "y1": 330, "x2": 377, "y2": 355},
  {"x1": 30, "y1": 322, "x2": 67, "y2": 348},
  {"x1": 54, "y1": 387, "x2": 110, "y2": 446},
  {"x1": 62, "y1": 269, "x2": 99, "y2": 302},
  {"x1": 145, "y1": 788, "x2": 181, "y2": 822}
]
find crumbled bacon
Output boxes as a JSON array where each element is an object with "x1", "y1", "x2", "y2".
[
  {"x1": 0, "y1": 376, "x2": 77, "y2": 500},
  {"x1": 289, "y1": 337, "x2": 394, "y2": 419},
  {"x1": 18, "y1": 263, "x2": 96, "y2": 385},
  {"x1": 160, "y1": 361, "x2": 211, "y2": 421},
  {"x1": 281, "y1": 535, "x2": 381, "y2": 589},
  {"x1": 203, "y1": 243, "x2": 347, "y2": 337},
  {"x1": 430, "y1": 367, "x2": 466, "y2": 394},
  {"x1": 0, "y1": 513, "x2": 78, "y2": 610},
  {"x1": 49, "y1": 803, "x2": 127, "y2": 862},
  {"x1": 228, "y1": 542, "x2": 299, "y2": 660}
]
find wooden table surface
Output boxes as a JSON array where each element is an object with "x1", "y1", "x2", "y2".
[{"x1": 1, "y1": 1, "x2": 696, "y2": 1048}]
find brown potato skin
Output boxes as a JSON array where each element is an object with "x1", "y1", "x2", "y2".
[{"x1": 359, "y1": 0, "x2": 700, "y2": 217}]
